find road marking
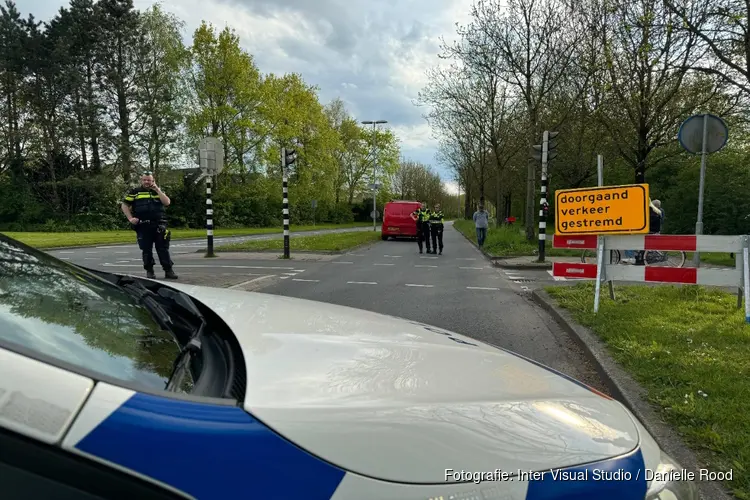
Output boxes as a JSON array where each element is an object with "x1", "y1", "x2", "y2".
[
  {"x1": 506, "y1": 275, "x2": 525, "y2": 280},
  {"x1": 60, "y1": 257, "x2": 70, "y2": 260},
  {"x1": 415, "y1": 265, "x2": 437, "y2": 268},
  {"x1": 115, "y1": 251, "x2": 129, "y2": 254},
  {"x1": 457, "y1": 258, "x2": 476, "y2": 261},
  {"x1": 332, "y1": 261, "x2": 354, "y2": 264},
  {"x1": 292, "y1": 278, "x2": 319, "y2": 282},
  {"x1": 101, "y1": 264, "x2": 296, "y2": 270},
  {"x1": 228, "y1": 275, "x2": 274, "y2": 289},
  {"x1": 59, "y1": 251, "x2": 74, "y2": 254},
  {"x1": 420, "y1": 256, "x2": 438, "y2": 259},
  {"x1": 283, "y1": 272, "x2": 298, "y2": 276},
  {"x1": 348, "y1": 254, "x2": 366, "y2": 257},
  {"x1": 85, "y1": 251, "x2": 98, "y2": 254},
  {"x1": 521, "y1": 286, "x2": 531, "y2": 291},
  {"x1": 405, "y1": 284, "x2": 433, "y2": 287},
  {"x1": 84, "y1": 258, "x2": 97, "y2": 260},
  {"x1": 467, "y1": 286, "x2": 500, "y2": 290},
  {"x1": 116, "y1": 260, "x2": 130, "y2": 263},
  {"x1": 347, "y1": 281, "x2": 377, "y2": 285},
  {"x1": 383, "y1": 255, "x2": 402, "y2": 258},
  {"x1": 293, "y1": 269, "x2": 305, "y2": 272},
  {"x1": 547, "y1": 270, "x2": 568, "y2": 281},
  {"x1": 374, "y1": 263, "x2": 395, "y2": 266},
  {"x1": 459, "y1": 267, "x2": 483, "y2": 270}
]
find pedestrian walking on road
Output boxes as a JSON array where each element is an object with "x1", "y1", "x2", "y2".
[
  {"x1": 121, "y1": 171, "x2": 178, "y2": 280},
  {"x1": 429, "y1": 203, "x2": 445, "y2": 255},
  {"x1": 410, "y1": 201, "x2": 432, "y2": 254},
  {"x1": 473, "y1": 204, "x2": 489, "y2": 249}
]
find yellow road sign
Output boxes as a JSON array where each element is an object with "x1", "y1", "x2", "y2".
[{"x1": 555, "y1": 184, "x2": 650, "y2": 235}]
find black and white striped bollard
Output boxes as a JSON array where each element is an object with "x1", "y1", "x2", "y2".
[
  {"x1": 282, "y1": 148, "x2": 290, "y2": 259},
  {"x1": 206, "y1": 174, "x2": 214, "y2": 257}
]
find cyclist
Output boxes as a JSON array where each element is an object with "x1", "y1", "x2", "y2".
[{"x1": 635, "y1": 199, "x2": 662, "y2": 266}]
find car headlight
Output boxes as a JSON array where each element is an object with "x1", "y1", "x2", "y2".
[{"x1": 646, "y1": 451, "x2": 699, "y2": 499}]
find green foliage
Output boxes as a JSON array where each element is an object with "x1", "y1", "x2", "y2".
[{"x1": 0, "y1": 1, "x2": 450, "y2": 231}]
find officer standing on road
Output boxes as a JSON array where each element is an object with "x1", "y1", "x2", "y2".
[
  {"x1": 121, "y1": 171, "x2": 178, "y2": 280},
  {"x1": 410, "y1": 201, "x2": 432, "y2": 254},
  {"x1": 429, "y1": 203, "x2": 445, "y2": 255}
]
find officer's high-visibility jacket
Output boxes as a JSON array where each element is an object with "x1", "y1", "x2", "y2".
[
  {"x1": 123, "y1": 187, "x2": 167, "y2": 223},
  {"x1": 429, "y1": 210, "x2": 444, "y2": 225},
  {"x1": 413, "y1": 208, "x2": 431, "y2": 222}
]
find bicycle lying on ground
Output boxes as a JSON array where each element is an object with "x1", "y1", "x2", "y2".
[{"x1": 581, "y1": 249, "x2": 687, "y2": 267}]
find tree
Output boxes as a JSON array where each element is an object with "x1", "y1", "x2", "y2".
[
  {"x1": 664, "y1": 0, "x2": 750, "y2": 96},
  {"x1": 95, "y1": 0, "x2": 141, "y2": 180},
  {"x1": 468, "y1": 0, "x2": 582, "y2": 240},
  {"x1": 134, "y1": 5, "x2": 189, "y2": 176}
]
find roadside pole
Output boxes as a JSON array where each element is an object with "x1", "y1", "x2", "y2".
[
  {"x1": 198, "y1": 137, "x2": 222, "y2": 258},
  {"x1": 206, "y1": 175, "x2": 214, "y2": 257},
  {"x1": 744, "y1": 236, "x2": 750, "y2": 324},
  {"x1": 282, "y1": 147, "x2": 290, "y2": 259},
  {"x1": 598, "y1": 155, "x2": 615, "y2": 301},
  {"x1": 538, "y1": 131, "x2": 549, "y2": 261}
]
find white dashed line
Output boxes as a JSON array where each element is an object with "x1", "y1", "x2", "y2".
[
  {"x1": 383, "y1": 255, "x2": 402, "y2": 258},
  {"x1": 116, "y1": 260, "x2": 130, "y2": 263},
  {"x1": 292, "y1": 278, "x2": 319, "y2": 282},
  {"x1": 405, "y1": 284, "x2": 434, "y2": 288},
  {"x1": 348, "y1": 254, "x2": 366, "y2": 257},
  {"x1": 467, "y1": 286, "x2": 500, "y2": 290},
  {"x1": 332, "y1": 261, "x2": 354, "y2": 264},
  {"x1": 115, "y1": 251, "x2": 129, "y2": 254},
  {"x1": 101, "y1": 264, "x2": 296, "y2": 270},
  {"x1": 420, "y1": 256, "x2": 438, "y2": 259},
  {"x1": 456, "y1": 258, "x2": 476, "y2": 261},
  {"x1": 60, "y1": 257, "x2": 70, "y2": 260},
  {"x1": 59, "y1": 251, "x2": 74, "y2": 254},
  {"x1": 228, "y1": 275, "x2": 275, "y2": 288},
  {"x1": 374, "y1": 263, "x2": 395, "y2": 266},
  {"x1": 415, "y1": 265, "x2": 437, "y2": 268},
  {"x1": 85, "y1": 251, "x2": 98, "y2": 254},
  {"x1": 84, "y1": 258, "x2": 97, "y2": 260},
  {"x1": 347, "y1": 281, "x2": 377, "y2": 285},
  {"x1": 459, "y1": 267, "x2": 483, "y2": 270}
]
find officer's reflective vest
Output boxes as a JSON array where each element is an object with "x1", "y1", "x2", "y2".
[
  {"x1": 415, "y1": 208, "x2": 430, "y2": 222},
  {"x1": 429, "y1": 210, "x2": 444, "y2": 225},
  {"x1": 123, "y1": 187, "x2": 166, "y2": 222}
]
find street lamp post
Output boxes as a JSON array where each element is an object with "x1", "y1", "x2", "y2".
[{"x1": 361, "y1": 119, "x2": 387, "y2": 231}]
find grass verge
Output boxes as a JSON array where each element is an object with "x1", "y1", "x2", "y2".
[
  {"x1": 216, "y1": 230, "x2": 381, "y2": 253},
  {"x1": 2, "y1": 222, "x2": 370, "y2": 249},
  {"x1": 546, "y1": 282, "x2": 749, "y2": 499},
  {"x1": 452, "y1": 219, "x2": 579, "y2": 258}
]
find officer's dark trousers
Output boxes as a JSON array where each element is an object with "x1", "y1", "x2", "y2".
[
  {"x1": 136, "y1": 224, "x2": 174, "y2": 271},
  {"x1": 431, "y1": 224, "x2": 444, "y2": 252},
  {"x1": 417, "y1": 222, "x2": 431, "y2": 252}
]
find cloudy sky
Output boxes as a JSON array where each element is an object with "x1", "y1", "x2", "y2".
[{"x1": 24, "y1": 0, "x2": 472, "y2": 193}]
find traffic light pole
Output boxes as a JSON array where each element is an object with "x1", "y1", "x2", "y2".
[
  {"x1": 206, "y1": 174, "x2": 214, "y2": 257},
  {"x1": 281, "y1": 147, "x2": 290, "y2": 259},
  {"x1": 538, "y1": 131, "x2": 549, "y2": 262}
]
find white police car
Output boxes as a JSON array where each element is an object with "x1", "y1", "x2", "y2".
[{"x1": 0, "y1": 234, "x2": 698, "y2": 499}]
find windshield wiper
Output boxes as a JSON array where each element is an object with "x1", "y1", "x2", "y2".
[
  {"x1": 116, "y1": 277, "x2": 173, "y2": 331},
  {"x1": 165, "y1": 321, "x2": 204, "y2": 392}
]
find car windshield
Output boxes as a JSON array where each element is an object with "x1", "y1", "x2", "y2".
[{"x1": 0, "y1": 235, "x2": 184, "y2": 392}]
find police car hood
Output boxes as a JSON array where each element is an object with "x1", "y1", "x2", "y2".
[{"x1": 167, "y1": 283, "x2": 642, "y2": 484}]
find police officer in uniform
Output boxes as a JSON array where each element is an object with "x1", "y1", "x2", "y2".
[
  {"x1": 410, "y1": 201, "x2": 432, "y2": 254},
  {"x1": 429, "y1": 203, "x2": 445, "y2": 255},
  {"x1": 121, "y1": 171, "x2": 178, "y2": 280}
]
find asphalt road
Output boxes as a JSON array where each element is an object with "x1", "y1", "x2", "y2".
[
  {"x1": 45, "y1": 225, "x2": 381, "y2": 268},
  {"x1": 257, "y1": 222, "x2": 605, "y2": 390}
]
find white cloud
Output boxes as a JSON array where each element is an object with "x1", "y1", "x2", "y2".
[{"x1": 24, "y1": 0, "x2": 474, "y2": 182}]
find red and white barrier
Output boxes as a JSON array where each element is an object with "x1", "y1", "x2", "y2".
[
  {"x1": 553, "y1": 233, "x2": 744, "y2": 252},
  {"x1": 553, "y1": 261, "x2": 738, "y2": 286},
  {"x1": 552, "y1": 233, "x2": 750, "y2": 322}
]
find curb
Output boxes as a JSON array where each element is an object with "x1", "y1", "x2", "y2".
[
  {"x1": 531, "y1": 289, "x2": 733, "y2": 500},
  {"x1": 492, "y1": 259, "x2": 553, "y2": 270}
]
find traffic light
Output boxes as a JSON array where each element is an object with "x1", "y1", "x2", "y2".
[
  {"x1": 530, "y1": 144, "x2": 543, "y2": 163},
  {"x1": 285, "y1": 148, "x2": 297, "y2": 167},
  {"x1": 546, "y1": 131, "x2": 559, "y2": 162}
]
